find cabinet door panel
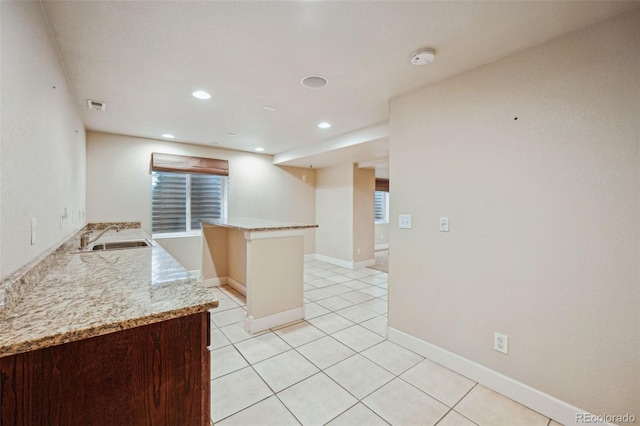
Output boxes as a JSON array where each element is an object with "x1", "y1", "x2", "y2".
[{"x1": 0, "y1": 312, "x2": 210, "y2": 426}]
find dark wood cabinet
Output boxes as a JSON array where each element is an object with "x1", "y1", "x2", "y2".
[{"x1": 1, "y1": 312, "x2": 210, "y2": 425}]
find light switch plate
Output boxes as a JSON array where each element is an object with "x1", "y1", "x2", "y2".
[
  {"x1": 440, "y1": 217, "x2": 449, "y2": 232},
  {"x1": 399, "y1": 214, "x2": 412, "y2": 229}
]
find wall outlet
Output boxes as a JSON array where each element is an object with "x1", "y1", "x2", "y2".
[
  {"x1": 440, "y1": 217, "x2": 450, "y2": 232},
  {"x1": 494, "y1": 332, "x2": 509, "y2": 354}
]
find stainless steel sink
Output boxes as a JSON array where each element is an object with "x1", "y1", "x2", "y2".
[{"x1": 89, "y1": 239, "x2": 153, "y2": 251}]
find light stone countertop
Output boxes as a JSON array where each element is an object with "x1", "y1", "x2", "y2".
[
  {"x1": 201, "y1": 217, "x2": 318, "y2": 232},
  {"x1": 0, "y1": 228, "x2": 218, "y2": 357}
]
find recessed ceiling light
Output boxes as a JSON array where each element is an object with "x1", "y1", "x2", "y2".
[
  {"x1": 263, "y1": 106, "x2": 277, "y2": 112},
  {"x1": 410, "y1": 48, "x2": 436, "y2": 65},
  {"x1": 318, "y1": 122, "x2": 331, "y2": 129},
  {"x1": 226, "y1": 132, "x2": 236, "y2": 137},
  {"x1": 254, "y1": 147, "x2": 265, "y2": 152},
  {"x1": 301, "y1": 75, "x2": 329, "y2": 89},
  {"x1": 192, "y1": 90, "x2": 211, "y2": 99},
  {"x1": 162, "y1": 133, "x2": 175, "y2": 139}
]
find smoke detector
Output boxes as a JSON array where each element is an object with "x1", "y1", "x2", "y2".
[
  {"x1": 87, "y1": 99, "x2": 106, "y2": 111},
  {"x1": 410, "y1": 48, "x2": 436, "y2": 66}
]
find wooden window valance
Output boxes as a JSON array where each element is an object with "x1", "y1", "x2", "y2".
[
  {"x1": 151, "y1": 152, "x2": 229, "y2": 176},
  {"x1": 375, "y1": 178, "x2": 389, "y2": 192}
]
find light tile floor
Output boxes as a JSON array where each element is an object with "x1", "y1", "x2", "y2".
[{"x1": 209, "y1": 259, "x2": 561, "y2": 426}]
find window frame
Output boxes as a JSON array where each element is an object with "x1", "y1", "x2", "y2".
[
  {"x1": 151, "y1": 171, "x2": 227, "y2": 237},
  {"x1": 374, "y1": 190, "x2": 390, "y2": 224}
]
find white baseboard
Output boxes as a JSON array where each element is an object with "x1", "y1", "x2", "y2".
[
  {"x1": 354, "y1": 259, "x2": 375, "y2": 269},
  {"x1": 202, "y1": 276, "x2": 246, "y2": 297},
  {"x1": 388, "y1": 327, "x2": 598, "y2": 426},
  {"x1": 314, "y1": 254, "x2": 354, "y2": 269},
  {"x1": 203, "y1": 277, "x2": 227, "y2": 287},
  {"x1": 314, "y1": 254, "x2": 375, "y2": 270},
  {"x1": 375, "y1": 244, "x2": 389, "y2": 250},
  {"x1": 227, "y1": 277, "x2": 246, "y2": 296},
  {"x1": 245, "y1": 306, "x2": 305, "y2": 334}
]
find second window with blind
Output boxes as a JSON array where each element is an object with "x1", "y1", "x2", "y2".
[
  {"x1": 151, "y1": 153, "x2": 228, "y2": 235},
  {"x1": 375, "y1": 178, "x2": 390, "y2": 224}
]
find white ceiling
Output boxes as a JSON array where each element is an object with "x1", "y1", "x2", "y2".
[{"x1": 42, "y1": 1, "x2": 637, "y2": 170}]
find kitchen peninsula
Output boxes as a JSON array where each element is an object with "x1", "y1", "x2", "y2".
[
  {"x1": 201, "y1": 218, "x2": 318, "y2": 333},
  {"x1": 0, "y1": 225, "x2": 218, "y2": 425}
]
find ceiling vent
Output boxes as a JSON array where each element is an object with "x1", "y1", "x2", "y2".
[
  {"x1": 301, "y1": 75, "x2": 329, "y2": 89},
  {"x1": 87, "y1": 99, "x2": 106, "y2": 111}
]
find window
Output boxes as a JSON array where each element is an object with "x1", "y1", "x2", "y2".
[
  {"x1": 151, "y1": 171, "x2": 226, "y2": 234},
  {"x1": 375, "y1": 191, "x2": 389, "y2": 224}
]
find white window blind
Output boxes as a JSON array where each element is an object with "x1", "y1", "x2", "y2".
[
  {"x1": 375, "y1": 191, "x2": 389, "y2": 223},
  {"x1": 152, "y1": 171, "x2": 225, "y2": 234},
  {"x1": 190, "y1": 173, "x2": 224, "y2": 229}
]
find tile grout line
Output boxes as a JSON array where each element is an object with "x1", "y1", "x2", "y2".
[
  {"x1": 212, "y1": 327, "x2": 297, "y2": 424},
  {"x1": 444, "y1": 382, "x2": 481, "y2": 426},
  {"x1": 211, "y1": 265, "x2": 390, "y2": 425}
]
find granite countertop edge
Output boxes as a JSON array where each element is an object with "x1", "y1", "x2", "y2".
[
  {"x1": 0, "y1": 224, "x2": 218, "y2": 358},
  {"x1": 201, "y1": 218, "x2": 319, "y2": 232},
  {"x1": 0, "y1": 302, "x2": 217, "y2": 358}
]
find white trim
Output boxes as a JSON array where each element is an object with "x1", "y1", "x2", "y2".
[
  {"x1": 387, "y1": 327, "x2": 600, "y2": 426},
  {"x1": 314, "y1": 254, "x2": 354, "y2": 269},
  {"x1": 354, "y1": 259, "x2": 375, "y2": 269},
  {"x1": 304, "y1": 254, "x2": 316, "y2": 262},
  {"x1": 152, "y1": 230, "x2": 202, "y2": 239},
  {"x1": 358, "y1": 158, "x2": 388, "y2": 169},
  {"x1": 244, "y1": 229, "x2": 306, "y2": 240},
  {"x1": 375, "y1": 244, "x2": 389, "y2": 251},
  {"x1": 188, "y1": 269, "x2": 201, "y2": 279},
  {"x1": 244, "y1": 306, "x2": 305, "y2": 334},
  {"x1": 227, "y1": 277, "x2": 246, "y2": 295},
  {"x1": 185, "y1": 174, "x2": 192, "y2": 229},
  {"x1": 221, "y1": 176, "x2": 228, "y2": 221},
  {"x1": 314, "y1": 254, "x2": 376, "y2": 270},
  {"x1": 273, "y1": 122, "x2": 389, "y2": 166},
  {"x1": 152, "y1": 173, "x2": 228, "y2": 234},
  {"x1": 203, "y1": 277, "x2": 227, "y2": 287}
]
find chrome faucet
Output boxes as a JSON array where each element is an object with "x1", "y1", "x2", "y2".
[{"x1": 80, "y1": 225, "x2": 120, "y2": 250}]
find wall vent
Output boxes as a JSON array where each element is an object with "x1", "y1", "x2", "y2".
[{"x1": 87, "y1": 99, "x2": 106, "y2": 111}]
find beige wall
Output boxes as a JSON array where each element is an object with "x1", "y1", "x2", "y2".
[
  {"x1": 316, "y1": 164, "x2": 376, "y2": 265},
  {"x1": 375, "y1": 223, "x2": 389, "y2": 248},
  {"x1": 154, "y1": 235, "x2": 202, "y2": 273},
  {"x1": 0, "y1": 1, "x2": 86, "y2": 280},
  {"x1": 86, "y1": 132, "x2": 317, "y2": 262},
  {"x1": 389, "y1": 9, "x2": 639, "y2": 417},
  {"x1": 315, "y1": 164, "x2": 354, "y2": 262},
  {"x1": 353, "y1": 166, "x2": 375, "y2": 261}
]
